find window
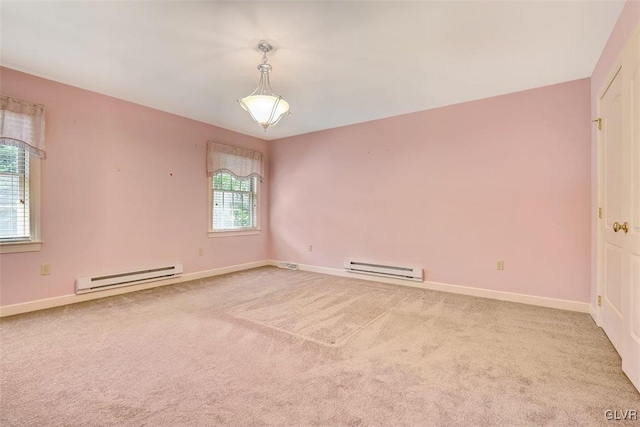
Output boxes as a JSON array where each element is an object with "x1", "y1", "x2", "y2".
[
  {"x1": 206, "y1": 141, "x2": 262, "y2": 236},
  {"x1": 211, "y1": 172, "x2": 258, "y2": 231},
  {"x1": 0, "y1": 95, "x2": 44, "y2": 253},
  {"x1": 0, "y1": 145, "x2": 29, "y2": 240},
  {"x1": 0, "y1": 144, "x2": 40, "y2": 252}
]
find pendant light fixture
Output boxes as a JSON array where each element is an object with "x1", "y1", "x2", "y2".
[{"x1": 238, "y1": 42, "x2": 290, "y2": 131}]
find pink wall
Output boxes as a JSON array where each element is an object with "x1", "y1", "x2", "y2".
[
  {"x1": 269, "y1": 79, "x2": 591, "y2": 302},
  {"x1": 0, "y1": 67, "x2": 269, "y2": 306},
  {"x1": 5, "y1": 16, "x2": 623, "y2": 308},
  {"x1": 590, "y1": 0, "x2": 640, "y2": 308}
]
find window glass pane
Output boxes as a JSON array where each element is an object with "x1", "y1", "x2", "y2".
[
  {"x1": 231, "y1": 176, "x2": 240, "y2": 191},
  {"x1": 0, "y1": 145, "x2": 26, "y2": 174},
  {"x1": 212, "y1": 173, "x2": 222, "y2": 189},
  {"x1": 223, "y1": 173, "x2": 232, "y2": 191},
  {"x1": 212, "y1": 172, "x2": 257, "y2": 230},
  {"x1": 224, "y1": 192, "x2": 233, "y2": 228},
  {"x1": 0, "y1": 145, "x2": 30, "y2": 240}
]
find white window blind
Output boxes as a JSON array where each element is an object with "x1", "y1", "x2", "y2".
[
  {"x1": 212, "y1": 172, "x2": 258, "y2": 230},
  {"x1": 0, "y1": 144, "x2": 30, "y2": 241}
]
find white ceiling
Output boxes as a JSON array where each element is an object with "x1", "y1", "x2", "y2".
[{"x1": 0, "y1": 1, "x2": 626, "y2": 140}]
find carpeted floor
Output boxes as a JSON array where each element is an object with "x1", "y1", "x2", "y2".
[{"x1": 1, "y1": 267, "x2": 638, "y2": 426}]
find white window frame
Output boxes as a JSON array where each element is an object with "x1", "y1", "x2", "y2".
[
  {"x1": 208, "y1": 173, "x2": 261, "y2": 238},
  {"x1": 0, "y1": 153, "x2": 42, "y2": 253}
]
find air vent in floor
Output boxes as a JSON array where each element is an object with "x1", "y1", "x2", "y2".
[{"x1": 277, "y1": 262, "x2": 299, "y2": 270}]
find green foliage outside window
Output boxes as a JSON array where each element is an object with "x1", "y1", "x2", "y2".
[{"x1": 0, "y1": 145, "x2": 21, "y2": 174}]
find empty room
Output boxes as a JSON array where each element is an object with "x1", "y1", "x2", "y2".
[{"x1": 1, "y1": 0, "x2": 639, "y2": 425}]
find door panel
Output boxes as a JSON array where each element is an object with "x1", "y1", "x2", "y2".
[
  {"x1": 601, "y1": 67, "x2": 625, "y2": 356},
  {"x1": 632, "y1": 255, "x2": 640, "y2": 340},
  {"x1": 634, "y1": 63, "x2": 640, "y2": 231},
  {"x1": 605, "y1": 243, "x2": 623, "y2": 314},
  {"x1": 604, "y1": 86, "x2": 623, "y2": 227}
]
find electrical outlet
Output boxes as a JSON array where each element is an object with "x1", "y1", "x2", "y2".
[
  {"x1": 496, "y1": 261, "x2": 504, "y2": 271},
  {"x1": 41, "y1": 264, "x2": 51, "y2": 276},
  {"x1": 198, "y1": 248, "x2": 204, "y2": 256},
  {"x1": 308, "y1": 244, "x2": 313, "y2": 252}
]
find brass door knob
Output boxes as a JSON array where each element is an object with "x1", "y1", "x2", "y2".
[
  {"x1": 613, "y1": 222, "x2": 621, "y2": 232},
  {"x1": 621, "y1": 222, "x2": 629, "y2": 233}
]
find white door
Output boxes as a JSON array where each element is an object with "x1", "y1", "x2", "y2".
[
  {"x1": 598, "y1": 25, "x2": 640, "y2": 392},
  {"x1": 620, "y1": 26, "x2": 640, "y2": 392}
]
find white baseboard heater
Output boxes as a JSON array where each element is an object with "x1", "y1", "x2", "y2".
[
  {"x1": 344, "y1": 260, "x2": 423, "y2": 282},
  {"x1": 76, "y1": 263, "x2": 183, "y2": 294}
]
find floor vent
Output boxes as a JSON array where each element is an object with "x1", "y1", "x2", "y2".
[
  {"x1": 277, "y1": 262, "x2": 299, "y2": 270},
  {"x1": 344, "y1": 260, "x2": 423, "y2": 282},
  {"x1": 76, "y1": 264, "x2": 183, "y2": 294}
]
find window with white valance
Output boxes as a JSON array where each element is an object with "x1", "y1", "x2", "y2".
[
  {"x1": 207, "y1": 142, "x2": 263, "y2": 234},
  {"x1": 207, "y1": 141, "x2": 263, "y2": 181},
  {"x1": 0, "y1": 95, "x2": 44, "y2": 252},
  {"x1": 1, "y1": 95, "x2": 46, "y2": 159}
]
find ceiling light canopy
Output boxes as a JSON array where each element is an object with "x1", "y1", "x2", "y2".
[{"x1": 238, "y1": 42, "x2": 290, "y2": 131}]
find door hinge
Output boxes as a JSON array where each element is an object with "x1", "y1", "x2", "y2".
[
  {"x1": 598, "y1": 207, "x2": 602, "y2": 219},
  {"x1": 592, "y1": 118, "x2": 602, "y2": 130},
  {"x1": 597, "y1": 295, "x2": 602, "y2": 307}
]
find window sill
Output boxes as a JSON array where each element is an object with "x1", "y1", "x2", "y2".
[
  {"x1": 0, "y1": 240, "x2": 43, "y2": 254},
  {"x1": 208, "y1": 229, "x2": 261, "y2": 238}
]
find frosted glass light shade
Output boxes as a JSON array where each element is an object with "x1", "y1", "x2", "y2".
[{"x1": 240, "y1": 95, "x2": 289, "y2": 129}]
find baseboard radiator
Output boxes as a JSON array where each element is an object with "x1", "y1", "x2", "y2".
[
  {"x1": 344, "y1": 260, "x2": 423, "y2": 282},
  {"x1": 76, "y1": 263, "x2": 183, "y2": 294}
]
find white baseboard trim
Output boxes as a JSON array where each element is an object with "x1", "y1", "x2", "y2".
[
  {"x1": 2, "y1": 259, "x2": 590, "y2": 317},
  {"x1": 0, "y1": 260, "x2": 269, "y2": 318},
  {"x1": 268, "y1": 260, "x2": 590, "y2": 313},
  {"x1": 589, "y1": 304, "x2": 601, "y2": 326}
]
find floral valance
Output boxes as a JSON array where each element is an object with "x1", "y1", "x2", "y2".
[
  {"x1": 207, "y1": 142, "x2": 263, "y2": 181},
  {"x1": 0, "y1": 95, "x2": 46, "y2": 159}
]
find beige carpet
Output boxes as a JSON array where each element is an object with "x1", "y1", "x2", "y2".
[
  {"x1": 229, "y1": 280, "x2": 407, "y2": 346},
  {"x1": 1, "y1": 267, "x2": 638, "y2": 426}
]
